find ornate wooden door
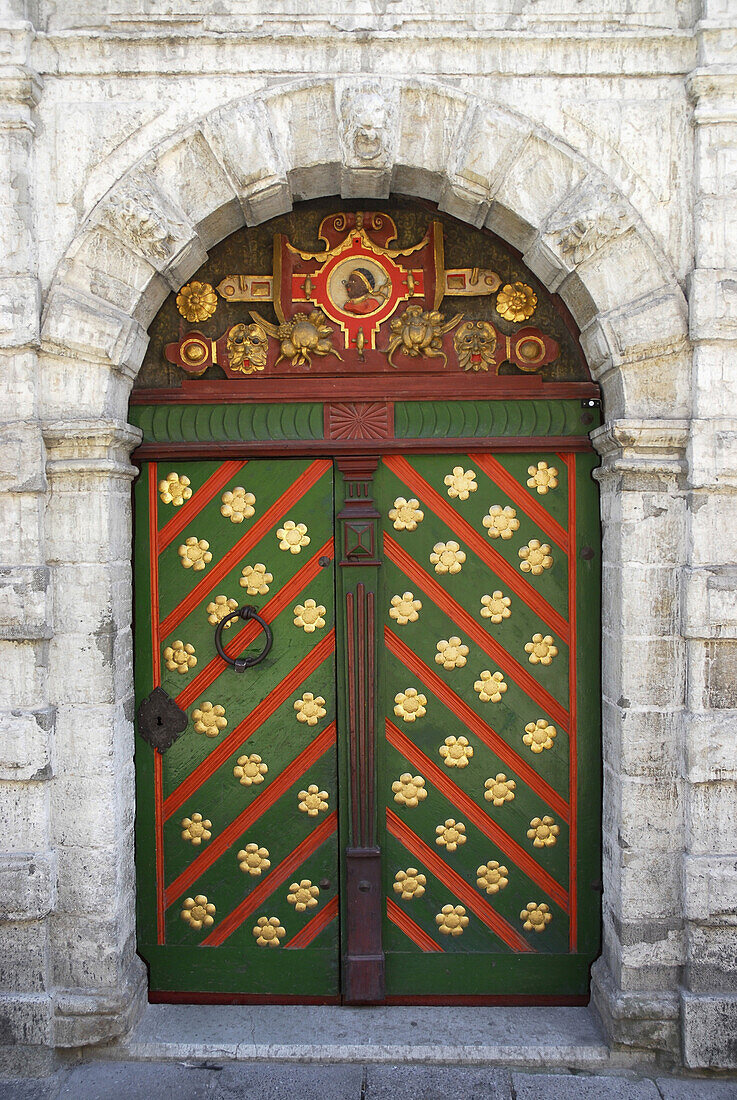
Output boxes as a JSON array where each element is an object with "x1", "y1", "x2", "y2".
[
  {"x1": 134, "y1": 457, "x2": 340, "y2": 999},
  {"x1": 134, "y1": 447, "x2": 599, "y2": 1002},
  {"x1": 374, "y1": 452, "x2": 600, "y2": 999}
]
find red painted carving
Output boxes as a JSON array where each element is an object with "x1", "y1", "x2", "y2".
[{"x1": 326, "y1": 402, "x2": 393, "y2": 441}]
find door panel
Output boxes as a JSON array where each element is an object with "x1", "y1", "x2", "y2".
[
  {"x1": 375, "y1": 452, "x2": 600, "y2": 998},
  {"x1": 135, "y1": 449, "x2": 600, "y2": 1001},
  {"x1": 135, "y1": 458, "x2": 340, "y2": 998}
]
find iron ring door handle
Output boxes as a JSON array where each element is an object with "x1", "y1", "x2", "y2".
[{"x1": 214, "y1": 605, "x2": 273, "y2": 673}]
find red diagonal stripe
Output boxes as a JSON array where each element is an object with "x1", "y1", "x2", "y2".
[
  {"x1": 202, "y1": 811, "x2": 338, "y2": 947},
  {"x1": 160, "y1": 459, "x2": 331, "y2": 638},
  {"x1": 165, "y1": 722, "x2": 336, "y2": 906},
  {"x1": 386, "y1": 718, "x2": 568, "y2": 910},
  {"x1": 286, "y1": 894, "x2": 339, "y2": 950},
  {"x1": 386, "y1": 808, "x2": 532, "y2": 953},
  {"x1": 164, "y1": 628, "x2": 335, "y2": 820},
  {"x1": 386, "y1": 897, "x2": 443, "y2": 953},
  {"x1": 158, "y1": 461, "x2": 247, "y2": 552},
  {"x1": 473, "y1": 454, "x2": 569, "y2": 553},
  {"x1": 386, "y1": 626, "x2": 569, "y2": 822},
  {"x1": 383, "y1": 454, "x2": 569, "y2": 644},
  {"x1": 384, "y1": 532, "x2": 568, "y2": 728},
  {"x1": 175, "y1": 537, "x2": 334, "y2": 711}
]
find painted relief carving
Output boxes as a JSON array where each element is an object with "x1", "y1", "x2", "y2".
[
  {"x1": 206, "y1": 595, "x2": 238, "y2": 626},
  {"x1": 435, "y1": 637, "x2": 469, "y2": 670},
  {"x1": 233, "y1": 753, "x2": 268, "y2": 785},
  {"x1": 252, "y1": 916, "x2": 285, "y2": 946},
  {"x1": 435, "y1": 904, "x2": 469, "y2": 936},
  {"x1": 277, "y1": 520, "x2": 310, "y2": 553},
  {"x1": 384, "y1": 305, "x2": 463, "y2": 369},
  {"x1": 240, "y1": 563, "x2": 273, "y2": 595},
  {"x1": 527, "y1": 461, "x2": 559, "y2": 494},
  {"x1": 192, "y1": 701, "x2": 227, "y2": 736},
  {"x1": 444, "y1": 466, "x2": 477, "y2": 499},
  {"x1": 294, "y1": 692, "x2": 327, "y2": 726},
  {"x1": 391, "y1": 773, "x2": 427, "y2": 807},
  {"x1": 524, "y1": 633, "x2": 559, "y2": 666},
  {"x1": 177, "y1": 537, "x2": 212, "y2": 571},
  {"x1": 477, "y1": 861, "x2": 509, "y2": 895},
  {"x1": 177, "y1": 281, "x2": 218, "y2": 323},
  {"x1": 393, "y1": 687, "x2": 427, "y2": 722},
  {"x1": 181, "y1": 814, "x2": 212, "y2": 846},
  {"x1": 528, "y1": 816, "x2": 560, "y2": 848},
  {"x1": 159, "y1": 472, "x2": 192, "y2": 506},
  {"x1": 220, "y1": 486, "x2": 256, "y2": 523},
  {"x1": 482, "y1": 504, "x2": 519, "y2": 540},
  {"x1": 163, "y1": 211, "x2": 563, "y2": 381},
  {"x1": 438, "y1": 734, "x2": 474, "y2": 768},
  {"x1": 389, "y1": 497, "x2": 424, "y2": 531},
  {"x1": 435, "y1": 819, "x2": 467, "y2": 852},
  {"x1": 389, "y1": 591, "x2": 422, "y2": 624},
  {"x1": 163, "y1": 640, "x2": 197, "y2": 674},
  {"x1": 484, "y1": 773, "x2": 516, "y2": 806},
  {"x1": 181, "y1": 894, "x2": 216, "y2": 930},
  {"x1": 520, "y1": 902, "x2": 552, "y2": 933},
  {"x1": 474, "y1": 670, "x2": 507, "y2": 703},
  {"x1": 480, "y1": 591, "x2": 511, "y2": 623},
  {"x1": 523, "y1": 719, "x2": 558, "y2": 753},
  {"x1": 325, "y1": 402, "x2": 392, "y2": 441},
  {"x1": 287, "y1": 880, "x2": 320, "y2": 911},
  {"x1": 393, "y1": 868, "x2": 427, "y2": 900},
  {"x1": 293, "y1": 599, "x2": 326, "y2": 633},
  {"x1": 430, "y1": 540, "x2": 465, "y2": 574},
  {"x1": 298, "y1": 785, "x2": 329, "y2": 816},
  {"x1": 518, "y1": 539, "x2": 553, "y2": 574},
  {"x1": 238, "y1": 844, "x2": 271, "y2": 875}
]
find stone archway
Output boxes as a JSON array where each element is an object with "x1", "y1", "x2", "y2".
[{"x1": 37, "y1": 76, "x2": 689, "y2": 1056}]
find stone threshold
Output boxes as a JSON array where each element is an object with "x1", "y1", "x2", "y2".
[{"x1": 96, "y1": 1004, "x2": 653, "y2": 1070}]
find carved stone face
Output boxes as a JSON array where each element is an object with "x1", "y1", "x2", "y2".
[
  {"x1": 454, "y1": 320, "x2": 497, "y2": 372},
  {"x1": 226, "y1": 322, "x2": 268, "y2": 374},
  {"x1": 345, "y1": 89, "x2": 388, "y2": 161}
]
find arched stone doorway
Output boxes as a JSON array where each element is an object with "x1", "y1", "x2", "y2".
[{"x1": 38, "y1": 77, "x2": 689, "y2": 1054}]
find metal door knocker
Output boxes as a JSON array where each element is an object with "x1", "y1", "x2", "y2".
[{"x1": 214, "y1": 604, "x2": 273, "y2": 672}]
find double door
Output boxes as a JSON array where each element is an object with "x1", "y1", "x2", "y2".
[{"x1": 134, "y1": 451, "x2": 600, "y2": 1002}]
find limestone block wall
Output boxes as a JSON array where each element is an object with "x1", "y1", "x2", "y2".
[{"x1": 0, "y1": 0, "x2": 734, "y2": 1073}]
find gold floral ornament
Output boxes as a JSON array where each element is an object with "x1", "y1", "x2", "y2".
[
  {"x1": 181, "y1": 894, "x2": 216, "y2": 930},
  {"x1": 528, "y1": 816, "x2": 560, "y2": 848},
  {"x1": 178, "y1": 537, "x2": 212, "y2": 571},
  {"x1": 277, "y1": 520, "x2": 310, "y2": 554},
  {"x1": 520, "y1": 902, "x2": 552, "y2": 933},
  {"x1": 435, "y1": 904, "x2": 469, "y2": 937},
  {"x1": 192, "y1": 701, "x2": 227, "y2": 737},
  {"x1": 484, "y1": 773, "x2": 516, "y2": 806},
  {"x1": 476, "y1": 861, "x2": 509, "y2": 895},
  {"x1": 159, "y1": 472, "x2": 192, "y2": 507},
  {"x1": 523, "y1": 718, "x2": 557, "y2": 753},
  {"x1": 391, "y1": 773, "x2": 428, "y2": 807},
  {"x1": 253, "y1": 916, "x2": 286, "y2": 947},
  {"x1": 220, "y1": 486, "x2": 256, "y2": 524},
  {"x1": 176, "y1": 281, "x2": 218, "y2": 323},
  {"x1": 518, "y1": 539, "x2": 553, "y2": 575},
  {"x1": 444, "y1": 466, "x2": 477, "y2": 501},
  {"x1": 293, "y1": 599, "x2": 326, "y2": 633},
  {"x1": 435, "y1": 636, "x2": 469, "y2": 671},
  {"x1": 240, "y1": 563, "x2": 273, "y2": 595},
  {"x1": 527, "y1": 461, "x2": 559, "y2": 495},
  {"x1": 480, "y1": 591, "x2": 512, "y2": 623},
  {"x1": 294, "y1": 692, "x2": 327, "y2": 727},
  {"x1": 474, "y1": 670, "x2": 507, "y2": 703},
  {"x1": 430, "y1": 540, "x2": 466, "y2": 575},
  {"x1": 435, "y1": 818, "x2": 467, "y2": 852},
  {"x1": 233, "y1": 753, "x2": 268, "y2": 786},
  {"x1": 388, "y1": 497, "x2": 424, "y2": 532},
  {"x1": 389, "y1": 591, "x2": 422, "y2": 625},
  {"x1": 287, "y1": 879, "x2": 320, "y2": 912},
  {"x1": 237, "y1": 843, "x2": 271, "y2": 875},
  {"x1": 206, "y1": 595, "x2": 238, "y2": 627},
  {"x1": 298, "y1": 784, "x2": 329, "y2": 816},
  {"x1": 496, "y1": 281, "x2": 537, "y2": 323},
  {"x1": 482, "y1": 504, "x2": 520, "y2": 541},
  {"x1": 181, "y1": 813, "x2": 212, "y2": 846},
  {"x1": 439, "y1": 735, "x2": 474, "y2": 769},
  {"x1": 524, "y1": 633, "x2": 559, "y2": 666},
  {"x1": 163, "y1": 640, "x2": 197, "y2": 674},
  {"x1": 255, "y1": 309, "x2": 342, "y2": 369},
  {"x1": 385, "y1": 305, "x2": 463, "y2": 369},
  {"x1": 393, "y1": 868, "x2": 427, "y2": 900},
  {"x1": 393, "y1": 687, "x2": 427, "y2": 723}
]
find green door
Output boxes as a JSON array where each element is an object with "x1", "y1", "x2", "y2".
[{"x1": 134, "y1": 450, "x2": 599, "y2": 1001}]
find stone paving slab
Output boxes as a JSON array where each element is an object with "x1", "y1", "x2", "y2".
[{"x1": 2, "y1": 1063, "x2": 737, "y2": 1099}]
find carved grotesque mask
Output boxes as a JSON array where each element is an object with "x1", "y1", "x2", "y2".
[{"x1": 453, "y1": 320, "x2": 498, "y2": 372}]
